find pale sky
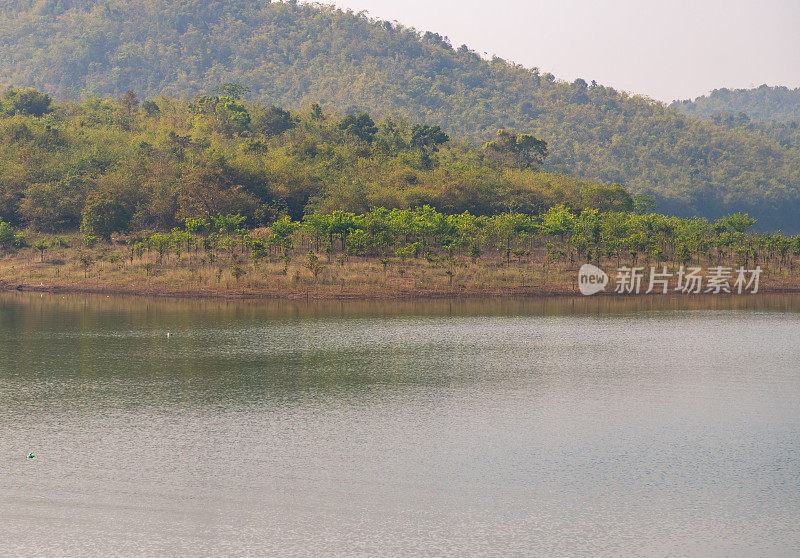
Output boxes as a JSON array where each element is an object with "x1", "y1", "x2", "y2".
[{"x1": 323, "y1": 0, "x2": 800, "y2": 102}]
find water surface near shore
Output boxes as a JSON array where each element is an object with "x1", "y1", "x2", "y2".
[{"x1": 1, "y1": 293, "x2": 799, "y2": 555}]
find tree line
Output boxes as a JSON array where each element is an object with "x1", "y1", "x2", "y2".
[{"x1": 5, "y1": 206, "x2": 798, "y2": 277}]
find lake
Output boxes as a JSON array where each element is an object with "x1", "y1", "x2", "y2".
[{"x1": 1, "y1": 292, "x2": 799, "y2": 556}]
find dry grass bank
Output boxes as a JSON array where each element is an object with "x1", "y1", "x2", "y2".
[{"x1": 1, "y1": 232, "x2": 799, "y2": 300}]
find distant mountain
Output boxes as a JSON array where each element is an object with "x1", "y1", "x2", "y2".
[
  {"x1": 673, "y1": 85, "x2": 800, "y2": 123},
  {"x1": 1, "y1": 0, "x2": 800, "y2": 230}
]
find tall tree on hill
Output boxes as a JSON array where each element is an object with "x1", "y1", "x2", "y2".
[
  {"x1": 484, "y1": 130, "x2": 548, "y2": 169},
  {"x1": 121, "y1": 90, "x2": 139, "y2": 116}
]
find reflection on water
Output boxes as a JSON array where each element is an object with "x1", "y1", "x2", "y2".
[{"x1": 1, "y1": 292, "x2": 799, "y2": 556}]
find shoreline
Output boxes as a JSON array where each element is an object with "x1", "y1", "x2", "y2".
[
  {"x1": 4, "y1": 279, "x2": 800, "y2": 301},
  {"x1": 0, "y1": 280, "x2": 578, "y2": 300},
  {"x1": 3, "y1": 230, "x2": 800, "y2": 302}
]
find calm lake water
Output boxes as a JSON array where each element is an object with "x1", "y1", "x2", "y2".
[{"x1": 1, "y1": 292, "x2": 799, "y2": 556}]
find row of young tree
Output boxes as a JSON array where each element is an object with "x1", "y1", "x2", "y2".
[{"x1": 9, "y1": 206, "x2": 798, "y2": 274}]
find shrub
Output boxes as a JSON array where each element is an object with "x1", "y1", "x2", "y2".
[{"x1": 81, "y1": 198, "x2": 131, "y2": 241}]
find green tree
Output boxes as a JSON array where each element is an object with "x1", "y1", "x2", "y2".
[
  {"x1": 213, "y1": 214, "x2": 246, "y2": 233},
  {"x1": 269, "y1": 216, "x2": 297, "y2": 256},
  {"x1": 80, "y1": 198, "x2": 131, "y2": 241},
  {"x1": 582, "y1": 185, "x2": 634, "y2": 213},
  {"x1": 305, "y1": 251, "x2": 322, "y2": 278},
  {"x1": 185, "y1": 218, "x2": 210, "y2": 234},
  {"x1": 79, "y1": 254, "x2": 94, "y2": 278},
  {"x1": 541, "y1": 205, "x2": 576, "y2": 241},
  {"x1": 190, "y1": 95, "x2": 251, "y2": 135},
  {"x1": 410, "y1": 124, "x2": 449, "y2": 150},
  {"x1": 339, "y1": 113, "x2": 378, "y2": 143},
  {"x1": 716, "y1": 213, "x2": 757, "y2": 234},
  {"x1": 633, "y1": 194, "x2": 658, "y2": 214},
  {"x1": 230, "y1": 260, "x2": 246, "y2": 282},
  {"x1": 35, "y1": 240, "x2": 48, "y2": 262},
  {"x1": 20, "y1": 179, "x2": 86, "y2": 233},
  {"x1": 214, "y1": 83, "x2": 250, "y2": 100},
  {"x1": 142, "y1": 100, "x2": 160, "y2": 116},
  {"x1": 2, "y1": 87, "x2": 52, "y2": 116},
  {"x1": 484, "y1": 129, "x2": 548, "y2": 169},
  {"x1": 254, "y1": 106, "x2": 296, "y2": 136},
  {"x1": 310, "y1": 103, "x2": 324, "y2": 120},
  {"x1": 150, "y1": 234, "x2": 173, "y2": 264},
  {"x1": 120, "y1": 89, "x2": 139, "y2": 115},
  {"x1": 0, "y1": 220, "x2": 15, "y2": 250}
]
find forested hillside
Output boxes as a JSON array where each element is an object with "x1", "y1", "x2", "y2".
[
  {"x1": 0, "y1": 90, "x2": 625, "y2": 232},
  {"x1": 1, "y1": 0, "x2": 800, "y2": 229},
  {"x1": 673, "y1": 85, "x2": 800, "y2": 123},
  {"x1": 672, "y1": 85, "x2": 800, "y2": 156}
]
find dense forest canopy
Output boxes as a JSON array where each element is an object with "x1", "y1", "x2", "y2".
[
  {"x1": 672, "y1": 85, "x2": 800, "y2": 159},
  {"x1": 0, "y1": 91, "x2": 636, "y2": 233},
  {"x1": 673, "y1": 85, "x2": 800, "y2": 123},
  {"x1": 1, "y1": 0, "x2": 800, "y2": 230}
]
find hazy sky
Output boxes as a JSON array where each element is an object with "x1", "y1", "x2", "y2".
[{"x1": 324, "y1": 0, "x2": 800, "y2": 102}]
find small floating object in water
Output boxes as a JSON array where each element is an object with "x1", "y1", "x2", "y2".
[{"x1": 27, "y1": 452, "x2": 35, "y2": 459}]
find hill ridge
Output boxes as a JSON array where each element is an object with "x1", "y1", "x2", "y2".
[{"x1": 1, "y1": 0, "x2": 800, "y2": 230}]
